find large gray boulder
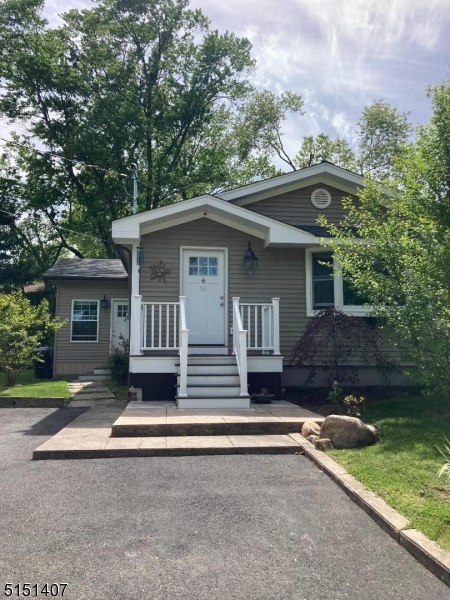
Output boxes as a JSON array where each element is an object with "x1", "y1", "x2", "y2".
[{"x1": 320, "y1": 415, "x2": 379, "y2": 449}]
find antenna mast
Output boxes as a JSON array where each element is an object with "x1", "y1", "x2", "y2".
[{"x1": 130, "y1": 163, "x2": 138, "y2": 214}]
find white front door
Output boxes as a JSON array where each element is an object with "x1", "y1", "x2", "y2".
[
  {"x1": 182, "y1": 249, "x2": 226, "y2": 345},
  {"x1": 111, "y1": 300, "x2": 130, "y2": 348}
]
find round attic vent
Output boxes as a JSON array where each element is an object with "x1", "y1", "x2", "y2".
[{"x1": 311, "y1": 188, "x2": 331, "y2": 209}]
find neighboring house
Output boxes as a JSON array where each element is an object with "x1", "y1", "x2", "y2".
[{"x1": 44, "y1": 162, "x2": 395, "y2": 408}]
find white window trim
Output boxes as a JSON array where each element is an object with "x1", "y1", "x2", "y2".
[
  {"x1": 305, "y1": 248, "x2": 372, "y2": 317},
  {"x1": 71, "y1": 299, "x2": 100, "y2": 343}
]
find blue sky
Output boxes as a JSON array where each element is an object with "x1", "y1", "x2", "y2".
[{"x1": 5, "y1": 0, "x2": 450, "y2": 159}]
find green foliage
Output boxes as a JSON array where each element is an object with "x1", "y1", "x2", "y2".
[
  {"x1": 328, "y1": 381, "x2": 345, "y2": 405},
  {"x1": 291, "y1": 306, "x2": 378, "y2": 387},
  {"x1": 0, "y1": 291, "x2": 64, "y2": 386},
  {"x1": 327, "y1": 381, "x2": 365, "y2": 416},
  {"x1": 357, "y1": 99, "x2": 412, "y2": 178},
  {"x1": 342, "y1": 394, "x2": 365, "y2": 417},
  {"x1": 0, "y1": 0, "x2": 294, "y2": 275},
  {"x1": 437, "y1": 438, "x2": 450, "y2": 481},
  {"x1": 107, "y1": 337, "x2": 129, "y2": 386},
  {"x1": 295, "y1": 133, "x2": 357, "y2": 171},
  {"x1": 324, "y1": 83, "x2": 450, "y2": 396},
  {"x1": 235, "y1": 90, "x2": 304, "y2": 171},
  {"x1": 375, "y1": 353, "x2": 402, "y2": 388}
]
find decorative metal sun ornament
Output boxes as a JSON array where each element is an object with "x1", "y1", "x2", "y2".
[{"x1": 149, "y1": 261, "x2": 171, "y2": 283}]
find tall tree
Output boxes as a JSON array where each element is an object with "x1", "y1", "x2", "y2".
[
  {"x1": 0, "y1": 0, "x2": 299, "y2": 272},
  {"x1": 323, "y1": 84, "x2": 450, "y2": 395},
  {"x1": 294, "y1": 133, "x2": 357, "y2": 170},
  {"x1": 357, "y1": 100, "x2": 412, "y2": 179}
]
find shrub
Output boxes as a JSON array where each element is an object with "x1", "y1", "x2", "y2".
[
  {"x1": 375, "y1": 353, "x2": 402, "y2": 387},
  {"x1": 328, "y1": 381, "x2": 345, "y2": 405},
  {"x1": 342, "y1": 394, "x2": 365, "y2": 417},
  {"x1": 0, "y1": 291, "x2": 64, "y2": 386},
  {"x1": 291, "y1": 306, "x2": 378, "y2": 387},
  {"x1": 437, "y1": 438, "x2": 450, "y2": 482},
  {"x1": 107, "y1": 336, "x2": 129, "y2": 386}
]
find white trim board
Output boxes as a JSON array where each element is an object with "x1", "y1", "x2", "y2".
[
  {"x1": 112, "y1": 195, "x2": 318, "y2": 247},
  {"x1": 218, "y1": 163, "x2": 365, "y2": 205}
]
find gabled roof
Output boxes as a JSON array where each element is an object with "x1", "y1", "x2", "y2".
[
  {"x1": 43, "y1": 259, "x2": 128, "y2": 280},
  {"x1": 217, "y1": 161, "x2": 364, "y2": 206},
  {"x1": 112, "y1": 194, "x2": 320, "y2": 247}
]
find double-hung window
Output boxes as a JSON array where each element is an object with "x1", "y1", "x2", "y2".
[
  {"x1": 306, "y1": 249, "x2": 371, "y2": 316},
  {"x1": 71, "y1": 300, "x2": 99, "y2": 342}
]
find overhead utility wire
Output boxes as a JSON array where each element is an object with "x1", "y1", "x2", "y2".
[
  {"x1": 0, "y1": 207, "x2": 109, "y2": 243},
  {"x1": 0, "y1": 137, "x2": 129, "y2": 178}
]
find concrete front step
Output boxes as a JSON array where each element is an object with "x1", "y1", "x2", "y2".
[
  {"x1": 177, "y1": 374, "x2": 240, "y2": 386},
  {"x1": 181, "y1": 364, "x2": 238, "y2": 376},
  {"x1": 176, "y1": 355, "x2": 236, "y2": 365},
  {"x1": 78, "y1": 373, "x2": 108, "y2": 381},
  {"x1": 176, "y1": 396, "x2": 251, "y2": 409},
  {"x1": 111, "y1": 415, "x2": 320, "y2": 437},
  {"x1": 33, "y1": 434, "x2": 303, "y2": 460},
  {"x1": 93, "y1": 368, "x2": 109, "y2": 375},
  {"x1": 178, "y1": 385, "x2": 242, "y2": 398}
]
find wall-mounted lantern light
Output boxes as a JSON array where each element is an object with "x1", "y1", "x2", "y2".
[
  {"x1": 137, "y1": 244, "x2": 145, "y2": 266},
  {"x1": 100, "y1": 294, "x2": 109, "y2": 309},
  {"x1": 244, "y1": 241, "x2": 258, "y2": 275}
]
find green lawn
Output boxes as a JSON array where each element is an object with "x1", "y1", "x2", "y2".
[
  {"x1": 0, "y1": 369, "x2": 70, "y2": 398},
  {"x1": 327, "y1": 395, "x2": 450, "y2": 550}
]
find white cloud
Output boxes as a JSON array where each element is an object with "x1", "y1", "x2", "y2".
[{"x1": 2, "y1": 0, "x2": 448, "y2": 157}]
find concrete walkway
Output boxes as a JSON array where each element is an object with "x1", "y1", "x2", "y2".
[
  {"x1": 33, "y1": 401, "x2": 323, "y2": 459},
  {"x1": 67, "y1": 380, "x2": 121, "y2": 407}
]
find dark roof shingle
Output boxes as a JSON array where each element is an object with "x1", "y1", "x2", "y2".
[{"x1": 43, "y1": 259, "x2": 128, "y2": 280}]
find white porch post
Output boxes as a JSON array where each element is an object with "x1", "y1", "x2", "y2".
[
  {"x1": 232, "y1": 296, "x2": 239, "y2": 355},
  {"x1": 272, "y1": 297, "x2": 281, "y2": 355},
  {"x1": 178, "y1": 295, "x2": 188, "y2": 398},
  {"x1": 238, "y1": 330, "x2": 248, "y2": 396},
  {"x1": 130, "y1": 242, "x2": 143, "y2": 356}
]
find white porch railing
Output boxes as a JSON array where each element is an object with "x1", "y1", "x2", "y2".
[
  {"x1": 141, "y1": 302, "x2": 180, "y2": 350},
  {"x1": 239, "y1": 298, "x2": 280, "y2": 354},
  {"x1": 178, "y1": 296, "x2": 189, "y2": 398},
  {"x1": 232, "y1": 297, "x2": 248, "y2": 397}
]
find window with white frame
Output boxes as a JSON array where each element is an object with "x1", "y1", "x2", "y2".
[
  {"x1": 71, "y1": 300, "x2": 99, "y2": 342},
  {"x1": 306, "y1": 249, "x2": 371, "y2": 316}
]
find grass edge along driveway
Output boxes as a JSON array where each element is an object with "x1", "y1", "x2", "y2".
[
  {"x1": 327, "y1": 395, "x2": 450, "y2": 551},
  {"x1": 0, "y1": 369, "x2": 70, "y2": 398}
]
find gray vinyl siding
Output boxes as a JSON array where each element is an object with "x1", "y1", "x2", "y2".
[
  {"x1": 244, "y1": 183, "x2": 357, "y2": 226},
  {"x1": 53, "y1": 279, "x2": 128, "y2": 376},
  {"x1": 140, "y1": 215, "x2": 397, "y2": 366},
  {"x1": 140, "y1": 218, "x2": 305, "y2": 359}
]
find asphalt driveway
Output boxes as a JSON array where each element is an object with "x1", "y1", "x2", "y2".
[{"x1": 0, "y1": 408, "x2": 449, "y2": 600}]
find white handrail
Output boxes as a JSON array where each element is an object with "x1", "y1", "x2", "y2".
[
  {"x1": 239, "y1": 298, "x2": 280, "y2": 354},
  {"x1": 232, "y1": 297, "x2": 248, "y2": 397},
  {"x1": 178, "y1": 296, "x2": 189, "y2": 398},
  {"x1": 141, "y1": 301, "x2": 180, "y2": 350}
]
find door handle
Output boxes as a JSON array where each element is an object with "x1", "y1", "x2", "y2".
[
  {"x1": 220, "y1": 296, "x2": 224, "y2": 299},
  {"x1": 220, "y1": 302, "x2": 224, "y2": 306}
]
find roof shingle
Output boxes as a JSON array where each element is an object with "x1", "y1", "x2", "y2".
[{"x1": 43, "y1": 259, "x2": 128, "y2": 280}]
